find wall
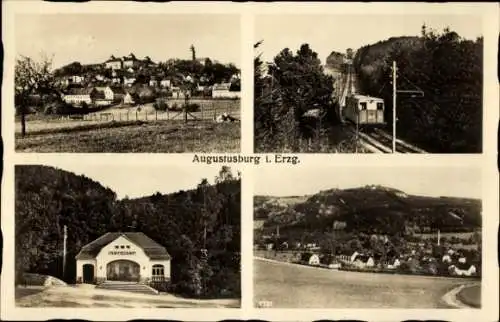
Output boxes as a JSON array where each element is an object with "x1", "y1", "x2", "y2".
[{"x1": 95, "y1": 235, "x2": 151, "y2": 281}]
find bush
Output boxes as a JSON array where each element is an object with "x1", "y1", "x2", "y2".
[
  {"x1": 153, "y1": 100, "x2": 169, "y2": 111},
  {"x1": 184, "y1": 103, "x2": 201, "y2": 112},
  {"x1": 168, "y1": 103, "x2": 181, "y2": 111}
]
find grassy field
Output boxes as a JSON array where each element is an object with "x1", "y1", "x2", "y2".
[
  {"x1": 15, "y1": 120, "x2": 240, "y2": 153},
  {"x1": 254, "y1": 258, "x2": 478, "y2": 308}
]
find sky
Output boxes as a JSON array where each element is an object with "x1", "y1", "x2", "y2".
[
  {"x1": 15, "y1": 14, "x2": 241, "y2": 69},
  {"x1": 43, "y1": 163, "x2": 241, "y2": 200},
  {"x1": 254, "y1": 166, "x2": 482, "y2": 199},
  {"x1": 255, "y1": 14, "x2": 483, "y2": 64}
]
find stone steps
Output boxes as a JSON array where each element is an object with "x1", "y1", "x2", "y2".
[{"x1": 96, "y1": 282, "x2": 159, "y2": 295}]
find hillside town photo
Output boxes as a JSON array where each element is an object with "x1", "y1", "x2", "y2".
[
  {"x1": 14, "y1": 14, "x2": 241, "y2": 152},
  {"x1": 254, "y1": 166, "x2": 482, "y2": 308},
  {"x1": 254, "y1": 14, "x2": 482, "y2": 153},
  {"x1": 15, "y1": 164, "x2": 241, "y2": 308}
]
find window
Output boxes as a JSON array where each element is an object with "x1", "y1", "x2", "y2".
[
  {"x1": 120, "y1": 245, "x2": 125, "y2": 249},
  {"x1": 377, "y1": 103, "x2": 384, "y2": 110},
  {"x1": 126, "y1": 245, "x2": 130, "y2": 249},
  {"x1": 115, "y1": 246, "x2": 119, "y2": 249},
  {"x1": 360, "y1": 102, "x2": 367, "y2": 110},
  {"x1": 152, "y1": 264, "x2": 164, "y2": 277}
]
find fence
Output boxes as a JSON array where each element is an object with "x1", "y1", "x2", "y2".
[{"x1": 82, "y1": 99, "x2": 240, "y2": 123}]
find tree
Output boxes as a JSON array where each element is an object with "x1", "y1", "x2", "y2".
[
  {"x1": 254, "y1": 43, "x2": 334, "y2": 151},
  {"x1": 15, "y1": 54, "x2": 56, "y2": 136}
]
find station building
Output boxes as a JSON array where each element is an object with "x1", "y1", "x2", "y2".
[{"x1": 76, "y1": 232, "x2": 171, "y2": 284}]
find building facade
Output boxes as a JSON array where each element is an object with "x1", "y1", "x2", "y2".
[
  {"x1": 62, "y1": 88, "x2": 98, "y2": 106},
  {"x1": 76, "y1": 232, "x2": 171, "y2": 285}
]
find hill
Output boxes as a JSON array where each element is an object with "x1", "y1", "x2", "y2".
[
  {"x1": 254, "y1": 185, "x2": 481, "y2": 238},
  {"x1": 15, "y1": 165, "x2": 241, "y2": 299},
  {"x1": 325, "y1": 50, "x2": 346, "y2": 71},
  {"x1": 353, "y1": 26, "x2": 482, "y2": 153}
]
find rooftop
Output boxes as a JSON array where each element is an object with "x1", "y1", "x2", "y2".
[{"x1": 76, "y1": 232, "x2": 171, "y2": 260}]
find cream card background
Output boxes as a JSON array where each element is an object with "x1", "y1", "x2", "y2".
[{"x1": 1, "y1": 1, "x2": 499, "y2": 321}]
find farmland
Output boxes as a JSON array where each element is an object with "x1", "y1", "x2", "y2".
[
  {"x1": 254, "y1": 258, "x2": 479, "y2": 308},
  {"x1": 15, "y1": 98, "x2": 240, "y2": 152},
  {"x1": 15, "y1": 120, "x2": 240, "y2": 153}
]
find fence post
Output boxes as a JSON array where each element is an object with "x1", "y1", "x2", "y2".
[
  {"x1": 156, "y1": 110, "x2": 158, "y2": 121},
  {"x1": 136, "y1": 110, "x2": 138, "y2": 121},
  {"x1": 145, "y1": 111, "x2": 148, "y2": 121}
]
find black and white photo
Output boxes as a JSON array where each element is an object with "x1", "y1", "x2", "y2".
[
  {"x1": 254, "y1": 166, "x2": 482, "y2": 308},
  {"x1": 14, "y1": 14, "x2": 241, "y2": 153},
  {"x1": 254, "y1": 14, "x2": 483, "y2": 153},
  {"x1": 15, "y1": 164, "x2": 241, "y2": 308}
]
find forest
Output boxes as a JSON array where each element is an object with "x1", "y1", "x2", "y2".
[
  {"x1": 254, "y1": 186, "x2": 482, "y2": 275},
  {"x1": 15, "y1": 165, "x2": 241, "y2": 299},
  {"x1": 254, "y1": 185, "x2": 481, "y2": 246},
  {"x1": 353, "y1": 26, "x2": 483, "y2": 153},
  {"x1": 254, "y1": 43, "x2": 337, "y2": 152}
]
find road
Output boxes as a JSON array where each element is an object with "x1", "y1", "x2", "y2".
[
  {"x1": 16, "y1": 284, "x2": 240, "y2": 308},
  {"x1": 254, "y1": 258, "x2": 477, "y2": 308}
]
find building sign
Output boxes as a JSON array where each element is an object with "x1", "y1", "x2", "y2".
[{"x1": 108, "y1": 251, "x2": 137, "y2": 256}]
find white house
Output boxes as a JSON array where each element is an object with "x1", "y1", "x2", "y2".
[
  {"x1": 62, "y1": 87, "x2": 98, "y2": 106},
  {"x1": 76, "y1": 232, "x2": 171, "y2": 284},
  {"x1": 124, "y1": 76, "x2": 136, "y2": 87},
  {"x1": 123, "y1": 92, "x2": 138, "y2": 105},
  {"x1": 308, "y1": 254, "x2": 320, "y2": 266},
  {"x1": 70, "y1": 75, "x2": 84, "y2": 84},
  {"x1": 103, "y1": 86, "x2": 126, "y2": 102},
  {"x1": 105, "y1": 57, "x2": 123, "y2": 70},
  {"x1": 160, "y1": 79, "x2": 171, "y2": 88}
]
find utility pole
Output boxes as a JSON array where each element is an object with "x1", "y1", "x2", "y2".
[
  {"x1": 392, "y1": 61, "x2": 397, "y2": 153},
  {"x1": 63, "y1": 225, "x2": 67, "y2": 278},
  {"x1": 437, "y1": 229, "x2": 441, "y2": 246}
]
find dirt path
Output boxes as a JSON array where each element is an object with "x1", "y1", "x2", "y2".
[{"x1": 16, "y1": 285, "x2": 240, "y2": 308}]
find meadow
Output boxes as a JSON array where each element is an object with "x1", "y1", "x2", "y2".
[{"x1": 15, "y1": 120, "x2": 240, "y2": 153}]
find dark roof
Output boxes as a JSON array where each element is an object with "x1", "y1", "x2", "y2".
[
  {"x1": 109, "y1": 86, "x2": 126, "y2": 94},
  {"x1": 75, "y1": 232, "x2": 171, "y2": 260},
  {"x1": 65, "y1": 87, "x2": 96, "y2": 95}
]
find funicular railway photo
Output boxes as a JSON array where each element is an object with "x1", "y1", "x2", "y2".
[{"x1": 254, "y1": 14, "x2": 483, "y2": 153}]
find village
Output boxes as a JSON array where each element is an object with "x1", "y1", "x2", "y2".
[
  {"x1": 255, "y1": 228, "x2": 481, "y2": 278},
  {"x1": 52, "y1": 52, "x2": 241, "y2": 110}
]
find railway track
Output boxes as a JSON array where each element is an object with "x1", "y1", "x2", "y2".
[
  {"x1": 347, "y1": 125, "x2": 426, "y2": 153},
  {"x1": 336, "y1": 58, "x2": 426, "y2": 154}
]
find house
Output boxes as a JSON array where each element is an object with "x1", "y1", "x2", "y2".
[
  {"x1": 448, "y1": 264, "x2": 477, "y2": 277},
  {"x1": 160, "y1": 79, "x2": 171, "y2": 88},
  {"x1": 104, "y1": 86, "x2": 126, "y2": 102},
  {"x1": 124, "y1": 92, "x2": 139, "y2": 105},
  {"x1": 93, "y1": 90, "x2": 112, "y2": 107},
  {"x1": 124, "y1": 76, "x2": 136, "y2": 87},
  {"x1": 95, "y1": 74, "x2": 106, "y2": 81},
  {"x1": 62, "y1": 87, "x2": 98, "y2": 106},
  {"x1": 70, "y1": 75, "x2": 84, "y2": 84},
  {"x1": 76, "y1": 232, "x2": 171, "y2": 284},
  {"x1": 212, "y1": 83, "x2": 240, "y2": 99},
  {"x1": 387, "y1": 258, "x2": 401, "y2": 269},
  {"x1": 308, "y1": 254, "x2": 320, "y2": 266},
  {"x1": 149, "y1": 78, "x2": 158, "y2": 87},
  {"x1": 105, "y1": 56, "x2": 123, "y2": 70},
  {"x1": 123, "y1": 54, "x2": 138, "y2": 68}
]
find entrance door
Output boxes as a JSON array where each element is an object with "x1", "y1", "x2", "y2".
[
  {"x1": 106, "y1": 260, "x2": 140, "y2": 282},
  {"x1": 83, "y1": 264, "x2": 95, "y2": 283}
]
